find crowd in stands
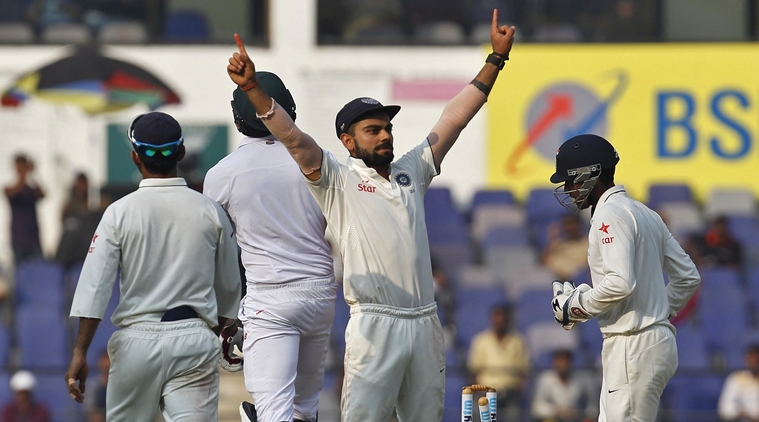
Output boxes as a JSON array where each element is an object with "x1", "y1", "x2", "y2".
[
  {"x1": 5, "y1": 146, "x2": 759, "y2": 420},
  {"x1": 318, "y1": 0, "x2": 659, "y2": 45},
  {"x1": 0, "y1": 0, "x2": 666, "y2": 46}
]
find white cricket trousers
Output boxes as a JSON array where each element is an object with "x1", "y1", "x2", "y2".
[
  {"x1": 239, "y1": 279, "x2": 337, "y2": 422},
  {"x1": 342, "y1": 302, "x2": 445, "y2": 422},
  {"x1": 599, "y1": 324, "x2": 678, "y2": 422},
  {"x1": 106, "y1": 319, "x2": 221, "y2": 422}
]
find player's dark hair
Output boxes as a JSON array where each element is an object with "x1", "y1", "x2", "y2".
[
  {"x1": 138, "y1": 150, "x2": 179, "y2": 175},
  {"x1": 599, "y1": 166, "x2": 615, "y2": 184}
]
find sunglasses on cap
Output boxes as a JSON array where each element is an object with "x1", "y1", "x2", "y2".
[{"x1": 127, "y1": 114, "x2": 184, "y2": 158}]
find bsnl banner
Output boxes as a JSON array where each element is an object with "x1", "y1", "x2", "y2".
[{"x1": 487, "y1": 44, "x2": 759, "y2": 201}]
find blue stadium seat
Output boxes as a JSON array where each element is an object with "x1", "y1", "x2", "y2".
[
  {"x1": 444, "y1": 373, "x2": 468, "y2": 422},
  {"x1": 431, "y1": 242, "x2": 473, "y2": 286},
  {"x1": 727, "y1": 215, "x2": 759, "y2": 247},
  {"x1": 648, "y1": 184, "x2": 693, "y2": 210},
  {"x1": 725, "y1": 330, "x2": 759, "y2": 370},
  {"x1": 665, "y1": 373, "x2": 723, "y2": 422},
  {"x1": 163, "y1": 10, "x2": 209, "y2": 42},
  {"x1": 674, "y1": 322, "x2": 711, "y2": 371},
  {"x1": 425, "y1": 187, "x2": 455, "y2": 216},
  {"x1": 525, "y1": 188, "x2": 569, "y2": 226},
  {"x1": 482, "y1": 226, "x2": 530, "y2": 249},
  {"x1": 515, "y1": 288, "x2": 555, "y2": 333},
  {"x1": 455, "y1": 286, "x2": 508, "y2": 348},
  {"x1": 15, "y1": 308, "x2": 68, "y2": 369},
  {"x1": 698, "y1": 268, "x2": 749, "y2": 355},
  {"x1": 470, "y1": 189, "x2": 515, "y2": 214},
  {"x1": 0, "y1": 323, "x2": 10, "y2": 369},
  {"x1": 0, "y1": 372, "x2": 9, "y2": 404},
  {"x1": 577, "y1": 317, "x2": 603, "y2": 367},
  {"x1": 14, "y1": 260, "x2": 65, "y2": 313},
  {"x1": 746, "y1": 268, "x2": 759, "y2": 316},
  {"x1": 427, "y1": 217, "x2": 469, "y2": 245}
]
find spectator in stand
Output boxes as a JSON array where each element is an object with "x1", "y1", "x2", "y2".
[
  {"x1": 718, "y1": 344, "x2": 759, "y2": 422},
  {"x1": 687, "y1": 215, "x2": 742, "y2": 268},
  {"x1": 540, "y1": 214, "x2": 589, "y2": 280},
  {"x1": 4, "y1": 154, "x2": 45, "y2": 266},
  {"x1": 1, "y1": 370, "x2": 50, "y2": 422},
  {"x1": 468, "y1": 303, "x2": 530, "y2": 420},
  {"x1": 55, "y1": 172, "x2": 101, "y2": 270},
  {"x1": 531, "y1": 349, "x2": 598, "y2": 422}
]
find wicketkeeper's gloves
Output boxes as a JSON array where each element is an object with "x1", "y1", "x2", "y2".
[{"x1": 551, "y1": 280, "x2": 594, "y2": 330}]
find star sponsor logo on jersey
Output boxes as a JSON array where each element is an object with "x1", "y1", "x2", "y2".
[
  {"x1": 88, "y1": 234, "x2": 99, "y2": 253},
  {"x1": 358, "y1": 179, "x2": 376, "y2": 193},
  {"x1": 599, "y1": 222, "x2": 614, "y2": 244}
]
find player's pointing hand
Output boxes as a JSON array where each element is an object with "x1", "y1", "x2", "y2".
[
  {"x1": 228, "y1": 33, "x2": 258, "y2": 90},
  {"x1": 490, "y1": 9, "x2": 515, "y2": 59}
]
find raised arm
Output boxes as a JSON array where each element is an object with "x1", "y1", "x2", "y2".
[
  {"x1": 227, "y1": 34, "x2": 323, "y2": 179},
  {"x1": 428, "y1": 9, "x2": 515, "y2": 169}
]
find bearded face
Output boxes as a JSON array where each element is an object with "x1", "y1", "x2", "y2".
[{"x1": 354, "y1": 140, "x2": 394, "y2": 167}]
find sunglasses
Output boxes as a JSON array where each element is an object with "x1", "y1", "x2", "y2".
[{"x1": 128, "y1": 114, "x2": 183, "y2": 158}]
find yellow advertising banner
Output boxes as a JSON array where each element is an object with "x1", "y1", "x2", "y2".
[{"x1": 487, "y1": 44, "x2": 759, "y2": 202}]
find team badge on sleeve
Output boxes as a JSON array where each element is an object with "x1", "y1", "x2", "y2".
[{"x1": 394, "y1": 172, "x2": 412, "y2": 187}]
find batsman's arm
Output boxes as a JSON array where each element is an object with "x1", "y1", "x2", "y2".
[
  {"x1": 227, "y1": 34, "x2": 323, "y2": 180},
  {"x1": 66, "y1": 317, "x2": 100, "y2": 403},
  {"x1": 427, "y1": 9, "x2": 515, "y2": 170}
]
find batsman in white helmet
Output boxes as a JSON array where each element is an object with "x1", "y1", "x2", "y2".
[{"x1": 548, "y1": 134, "x2": 701, "y2": 422}]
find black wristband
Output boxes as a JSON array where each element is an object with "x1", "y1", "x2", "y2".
[
  {"x1": 492, "y1": 51, "x2": 509, "y2": 60},
  {"x1": 470, "y1": 79, "x2": 491, "y2": 96},
  {"x1": 486, "y1": 53, "x2": 506, "y2": 70}
]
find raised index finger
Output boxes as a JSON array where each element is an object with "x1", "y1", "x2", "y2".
[
  {"x1": 491, "y1": 9, "x2": 499, "y2": 32},
  {"x1": 234, "y1": 33, "x2": 247, "y2": 55}
]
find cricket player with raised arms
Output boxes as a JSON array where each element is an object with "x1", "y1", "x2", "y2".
[{"x1": 226, "y1": 9, "x2": 514, "y2": 422}]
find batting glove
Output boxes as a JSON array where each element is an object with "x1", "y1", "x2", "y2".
[
  {"x1": 219, "y1": 322, "x2": 244, "y2": 372},
  {"x1": 551, "y1": 281, "x2": 593, "y2": 330}
]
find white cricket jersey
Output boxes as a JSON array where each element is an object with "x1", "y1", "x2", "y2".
[
  {"x1": 70, "y1": 178, "x2": 241, "y2": 327},
  {"x1": 580, "y1": 185, "x2": 700, "y2": 336},
  {"x1": 203, "y1": 136, "x2": 334, "y2": 285},
  {"x1": 305, "y1": 141, "x2": 438, "y2": 308}
]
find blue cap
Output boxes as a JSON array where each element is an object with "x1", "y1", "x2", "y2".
[
  {"x1": 335, "y1": 97, "x2": 400, "y2": 138},
  {"x1": 131, "y1": 112, "x2": 182, "y2": 146}
]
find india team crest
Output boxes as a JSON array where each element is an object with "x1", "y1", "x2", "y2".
[{"x1": 395, "y1": 172, "x2": 412, "y2": 187}]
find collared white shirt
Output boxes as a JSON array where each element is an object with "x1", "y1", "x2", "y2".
[
  {"x1": 203, "y1": 136, "x2": 334, "y2": 285},
  {"x1": 305, "y1": 141, "x2": 438, "y2": 308},
  {"x1": 70, "y1": 177, "x2": 240, "y2": 327},
  {"x1": 581, "y1": 185, "x2": 700, "y2": 335}
]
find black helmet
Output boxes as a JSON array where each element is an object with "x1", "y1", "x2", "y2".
[
  {"x1": 550, "y1": 134, "x2": 619, "y2": 184},
  {"x1": 231, "y1": 71, "x2": 296, "y2": 138}
]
